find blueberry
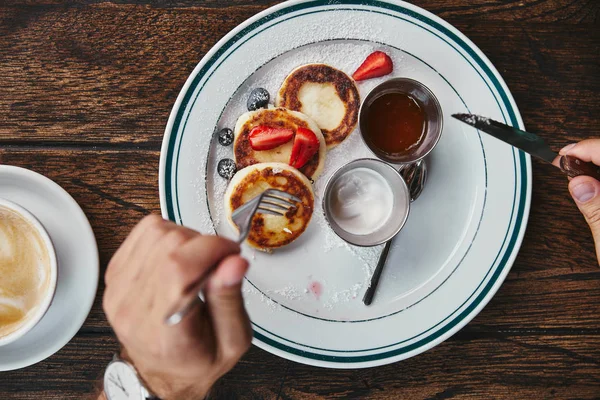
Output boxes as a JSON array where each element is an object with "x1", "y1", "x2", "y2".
[
  {"x1": 247, "y1": 88, "x2": 270, "y2": 111},
  {"x1": 217, "y1": 158, "x2": 237, "y2": 179},
  {"x1": 217, "y1": 128, "x2": 234, "y2": 146}
]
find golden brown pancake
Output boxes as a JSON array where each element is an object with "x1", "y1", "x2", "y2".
[
  {"x1": 233, "y1": 108, "x2": 326, "y2": 180},
  {"x1": 276, "y1": 64, "x2": 360, "y2": 148},
  {"x1": 224, "y1": 162, "x2": 314, "y2": 250}
]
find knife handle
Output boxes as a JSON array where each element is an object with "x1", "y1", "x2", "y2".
[{"x1": 560, "y1": 155, "x2": 600, "y2": 181}]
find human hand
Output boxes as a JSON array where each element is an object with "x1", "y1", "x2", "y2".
[
  {"x1": 102, "y1": 215, "x2": 252, "y2": 400},
  {"x1": 558, "y1": 140, "x2": 600, "y2": 264}
]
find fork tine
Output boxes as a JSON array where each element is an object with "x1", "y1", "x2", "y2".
[
  {"x1": 264, "y1": 193, "x2": 300, "y2": 204},
  {"x1": 257, "y1": 206, "x2": 285, "y2": 216},
  {"x1": 264, "y1": 193, "x2": 301, "y2": 205},
  {"x1": 264, "y1": 193, "x2": 298, "y2": 206},
  {"x1": 264, "y1": 189, "x2": 301, "y2": 203},
  {"x1": 231, "y1": 189, "x2": 299, "y2": 237},
  {"x1": 260, "y1": 199, "x2": 292, "y2": 211}
]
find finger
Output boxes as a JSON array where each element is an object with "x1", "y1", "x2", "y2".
[
  {"x1": 560, "y1": 139, "x2": 600, "y2": 166},
  {"x1": 125, "y1": 228, "x2": 202, "y2": 315},
  {"x1": 106, "y1": 215, "x2": 172, "y2": 284},
  {"x1": 135, "y1": 226, "x2": 200, "y2": 281},
  {"x1": 204, "y1": 255, "x2": 252, "y2": 363},
  {"x1": 569, "y1": 176, "x2": 600, "y2": 265},
  {"x1": 160, "y1": 236, "x2": 242, "y2": 309},
  {"x1": 107, "y1": 219, "x2": 202, "y2": 287},
  {"x1": 552, "y1": 154, "x2": 562, "y2": 169},
  {"x1": 558, "y1": 143, "x2": 577, "y2": 156},
  {"x1": 105, "y1": 226, "x2": 200, "y2": 323}
]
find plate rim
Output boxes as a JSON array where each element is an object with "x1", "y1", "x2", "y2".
[{"x1": 159, "y1": 0, "x2": 532, "y2": 368}]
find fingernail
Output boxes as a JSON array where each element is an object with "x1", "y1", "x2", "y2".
[
  {"x1": 212, "y1": 274, "x2": 243, "y2": 289},
  {"x1": 572, "y1": 182, "x2": 596, "y2": 203},
  {"x1": 223, "y1": 274, "x2": 244, "y2": 288},
  {"x1": 560, "y1": 143, "x2": 576, "y2": 155}
]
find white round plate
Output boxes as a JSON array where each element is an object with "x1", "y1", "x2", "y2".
[
  {"x1": 0, "y1": 165, "x2": 99, "y2": 371},
  {"x1": 159, "y1": 0, "x2": 531, "y2": 368}
]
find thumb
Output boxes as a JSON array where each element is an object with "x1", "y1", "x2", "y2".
[
  {"x1": 204, "y1": 255, "x2": 252, "y2": 361},
  {"x1": 569, "y1": 176, "x2": 600, "y2": 264}
]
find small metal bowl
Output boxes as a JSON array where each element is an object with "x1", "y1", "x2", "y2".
[
  {"x1": 322, "y1": 159, "x2": 411, "y2": 247},
  {"x1": 359, "y1": 78, "x2": 444, "y2": 164}
]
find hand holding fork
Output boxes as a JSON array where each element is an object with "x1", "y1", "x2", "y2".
[{"x1": 165, "y1": 189, "x2": 300, "y2": 326}]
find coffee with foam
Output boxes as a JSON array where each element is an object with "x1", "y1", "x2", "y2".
[{"x1": 0, "y1": 205, "x2": 52, "y2": 339}]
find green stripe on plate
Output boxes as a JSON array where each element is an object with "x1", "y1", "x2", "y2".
[{"x1": 162, "y1": 0, "x2": 529, "y2": 363}]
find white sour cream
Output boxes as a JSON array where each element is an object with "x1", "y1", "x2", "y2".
[{"x1": 330, "y1": 168, "x2": 394, "y2": 236}]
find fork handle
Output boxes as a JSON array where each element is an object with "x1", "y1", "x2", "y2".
[
  {"x1": 165, "y1": 236, "x2": 244, "y2": 326},
  {"x1": 165, "y1": 293, "x2": 204, "y2": 326},
  {"x1": 164, "y1": 263, "x2": 217, "y2": 326}
]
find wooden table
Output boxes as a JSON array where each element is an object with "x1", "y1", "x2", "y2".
[{"x1": 1, "y1": 0, "x2": 599, "y2": 398}]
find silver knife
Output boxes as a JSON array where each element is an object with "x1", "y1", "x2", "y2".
[{"x1": 452, "y1": 113, "x2": 600, "y2": 180}]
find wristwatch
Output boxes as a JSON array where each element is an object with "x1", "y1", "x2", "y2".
[{"x1": 104, "y1": 353, "x2": 161, "y2": 400}]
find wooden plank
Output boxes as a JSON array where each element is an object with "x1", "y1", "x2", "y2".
[
  {"x1": 0, "y1": 148, "x2": 598, "y2": 333},
  {"x1": 0, "y1": 2, "x2": 597, "y2": 144},
  {"x1": 264, "y1": 336, "x2": 600, "y2": 400},
  {"x1": 0, "y1": 148, "x2": 160, "y2": 330},
  {"x1": 1, "y1": 0, "x2": 598, "y2": 24},
  {"x1": 0, "y1": 332, "x2": 598, "y2": 399},
  {"x1": 0, "y1": 333, "x2": 119, "y2": 400},
  {"x1": 0, "y1": 3, "x2": 263, "y2": 145},
  {"x1": 463, "y1": 24, "x2": 600, "y2": 150},
  {"x1": 203, "y1": 333, "x2": 600, "y2": 399},
  {"x1": 0, "y1": 1, "x2": 599, "y2": 398}
]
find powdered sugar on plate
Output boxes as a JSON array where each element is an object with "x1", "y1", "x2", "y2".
[{"x1": 206, "y1": 40, "x2": 405, "y2": 315}]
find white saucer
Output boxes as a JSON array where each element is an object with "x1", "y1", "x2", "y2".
[{"x1": 0, "y1": 165, "x2": 99, "y2": 371}]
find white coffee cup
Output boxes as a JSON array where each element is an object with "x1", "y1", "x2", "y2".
[{"x1": 0, "y1": 198, "x2": 58, "y2": 347}]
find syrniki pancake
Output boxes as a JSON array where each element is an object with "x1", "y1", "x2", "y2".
[
  {"x1": 224, "y1": 162, "x2": 314, "y2": 250},
  {"x1": 233, "y1": 108, "x2": 326, "y2": 180},
  {"x1": 276, "y1": 64, "x2": 360, "y2": 148}
]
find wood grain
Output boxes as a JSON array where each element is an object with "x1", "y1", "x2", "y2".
[
  {"x1": 0, "y1": 333, "x2": 598, "y2": 399},
  {"x1": 233, "y1": 334, "x2": 600, "y2": 400},
  {"x1": 0, "y1": 1, "x2": 598, "y2": 145},
  {"x1": 0, "y1": 148, "x2": 159, "y2": 331},
  {"x1": 2, "y1": 0, "x2": 598, "y2": 24},
  {"x1": 0, "y1": 3, "x2": 252, "y2": 145},
  {"x1": 0, "y1": 0, "x2": 599, "y2": 399}
]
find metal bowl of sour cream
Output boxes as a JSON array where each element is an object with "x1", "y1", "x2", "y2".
[{"x1": 322, "y1": 158, "x2": 411, "y2": 247}]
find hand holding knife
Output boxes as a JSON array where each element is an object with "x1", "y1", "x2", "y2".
[{"x1": 452, "y1": 113, "x2": 600, "y2": 181}]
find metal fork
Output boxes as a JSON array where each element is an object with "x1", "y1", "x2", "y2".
[{"x1": 165, "y1": 189, "x2": 301, "y2": 326}]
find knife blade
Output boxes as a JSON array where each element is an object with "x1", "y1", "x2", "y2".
[{"x1": 452, "y1": 113, "x2": 600, "y2": 180}]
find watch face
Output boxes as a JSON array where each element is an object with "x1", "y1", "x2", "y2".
[{"x1": 104, "y1": 361, "x2": 144, "y2": 400}]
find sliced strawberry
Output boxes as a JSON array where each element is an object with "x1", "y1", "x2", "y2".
[
  {"x1": 289, "y1": 127, "x2": 320, "y2": 169},
  {"x1": 249, "y1": 126, "x2": 294, "y2": 151},
  {"x1": 352, "y1": 51, "x2": 393, "y2": 81}
]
